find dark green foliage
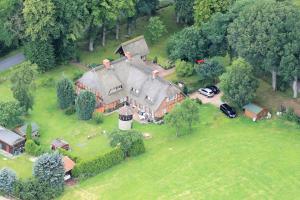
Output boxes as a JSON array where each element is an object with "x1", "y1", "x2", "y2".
[
  {"x1": 40, "y1": 77, "x2": 56, "y2": 88},
  {"x1": 145, "y1": 17, "x2": 167, "y2": 44},
  {"x1": 93, "y1": 112, "x2": 104, "y2": 124},
  {"x1": 26, "y1": 123, "x2": 32, "y2": 140},
  {"x1": 175, "y1": 60, "x2": 194, "y2": 77},
  {"x1": 13, "y1": 178, "x2": 56, "y2": 200},
  {"x1": 0, "y1": 168, "x2": 17, "y2": 196},
  {"x1": 72, "y1": 147, "x2": 125, "y2": 179},
  {"x1": 128, "y1": 139, "x2": 146, "y2": 157},
  {"x1": 75, "y1": 91, "x2": 96, "y2": 120},
  {"x1": 136, "y1": 0, "x2": 159, "y2": 16},
  {"x1": 24, "y1": 40, "x2": 55, "y2": 72},
  {"x1": 10, "y1": 62, "x2": 36, "y2": 113},
  {"x1": 283, "y1": 108, "x2": 300, "y2": 124},
  {"x1": 57, "y1": 77, "x2": 75, "y2": 110},
  {"x1": 33, "y1": 153, "x2": 65, "y2": 195},
  {"x1": 25, "y1": 140, "x2": 46, "y2": 157},
  {"x1": 0, "y1": 101, "x2": 23, "y2": 128},
  {"x1": 220, "y1": 58, "x2": 258, "y2": 108},
  {"x1": 195, "y1": 59, "x2": 224, "y2": 84},
  {"x1": 65, "y1": 105, "x2": 76, "y2": 115},
  {"x1": 175, "y1": 0, "x2": 194, "y2": 24},
  {"x1": 167, "y1": 26, "x2": 209, "y2": 63},
  {"x1": 109, "y1": 130, "x2": 145, "y2": 157}
]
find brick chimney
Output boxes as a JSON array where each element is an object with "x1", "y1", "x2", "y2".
[
  {"x1": 152, "y1": 70, "x2": 159, "y2": 79},
  {"x1": 103, "y1": 59, "x2": 110, "y2": 69},
  {"x1": 125, "y1": 51, "x2": 132, "y2": 60}
]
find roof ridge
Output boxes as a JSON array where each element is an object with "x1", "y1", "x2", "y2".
[{"x1": 120, "y1": 35, "x2": 145, "y2": 46}]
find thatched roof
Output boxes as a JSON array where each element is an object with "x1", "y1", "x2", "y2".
[{"x1": 114, "y1": 36, "x2": 149, "y2": 57}]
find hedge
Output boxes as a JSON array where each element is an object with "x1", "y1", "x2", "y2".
[
  {"x1": 128, "y1": 139, "x2": 146, "y2": 157},
  {"x1": 72, "y1": 147, "x2": 125, "y2": 179}
]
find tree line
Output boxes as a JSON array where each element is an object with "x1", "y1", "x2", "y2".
[
  {"x1": 170, "y1": 0, "x2": 300, "y2": 99},
  {"x1": 0, "y1": 0, "x2": 159, "y2": 72}
]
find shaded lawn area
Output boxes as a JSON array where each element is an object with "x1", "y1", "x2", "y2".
[
  {"x1": 0, "y1": 154, "x2": 33, "y2": 178},
  {"x1": 78, "y1": 5, "x2": 183, "y2": 68},
  {"x1": 60, "y1": 105, "x2": 300, "y2": 200}
]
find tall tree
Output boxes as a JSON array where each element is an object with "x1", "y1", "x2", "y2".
[
  {"x1": 227, "y1": 0, "x2": 296, "y2": 91},
  {"x1": 0, "y1": 101, "x2": 23, "y2": 128},
  {"x1": 145, "y1": 17, "x2": 167, "y2": 44},
  {"x1": 75, "y1": 91, "x2": 96, "y2": 120},
  {"x1": 56, "y1": 77, "x2": 76, "y2": 109},
  {"x1": 10, "y1": 61, "x2": 36, "y2": 112},
  {"x1": 33, "y1": 153, "x2": 65, "y2": 195},
  {"x1": 220, "y1": 58, "x2": 258, "y2": 108},
  {"x1": 175, "y1": 0, "x2": 194, "y2": 24},
  {"x1": 0, "y1": 168, "x2": 17, "y2": 196},
  {"x1": 195, "y1": 59, "x2": 224, "y2": 84},
  {"x1": 0, "y1": 0, "x2": 24, "y2": 49},
  {"x1": 194, "y1": 0, "x2": 235, "y2": 26}
]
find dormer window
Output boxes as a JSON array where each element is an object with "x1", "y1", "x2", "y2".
[
  {"x1": 145, "y1": 95, "x2": 154, "y2": 103},
  {"x1": 109, "y1": 85, "x2": 123, "y2": 95},
  {"x1": 131, "y1": 88, "x2": 139, "y2": 95}
]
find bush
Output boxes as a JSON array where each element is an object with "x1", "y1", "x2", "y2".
[
  {"x1": 75, "y1": 91, "x2": 96, "y2": 120},
  {"x1": 0, "y1": 168, "x2": 17, "y2": 196},
  {"x1": 72, "y1": 71, "x2": 84, "y2": 81},
  {"x1": 93, "y1": 112, "x2": 104, "y2": 124},
  {"x1": 87, "y1": 63, "x2": 99, "y2": 69},
  {"x1": 13, "y1": 178, "x2": 57, "y2": 200},
  {"x1": 175, "y1": 60, "x2": 194, "y2": 77},
  {"x1": 193, "y1": 98, "x2": 202, "y2": 105},
  {"x1": 128, "y1": 139, "x2": 146, "y2": 157},
  {"x1": 65, "y1": 105, "x2": 76, "y2": 115},
  {"x1": 283, "y1": 108, "x2": 300, "y2": 124},
  {"x1": 109, "y1": 130, "x2": 144, "y2": 157},
  {"x1": 25, "y1": 140, "x2": 46, "y2": 156},
  {"x1": 72, "y1": 147, "x2": 124, "y2": 179},
  {"x1": 145, "y1": 17, "x2": 167, "y2": 44},
  {"x1": 57, "y1": 78, "x2": 76, "y2": 110}
]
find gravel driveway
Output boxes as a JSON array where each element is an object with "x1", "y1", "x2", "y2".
[{"x1": 189, "y1": 91, "x2": 224, "y2": 107}]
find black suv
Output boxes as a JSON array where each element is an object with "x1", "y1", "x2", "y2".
[
  {"x1": 220, "y1": 103, "x2": 237, "y2": 118},
  {"x1": 206, "y1": 85, "x2": 220, "y2": 94}
]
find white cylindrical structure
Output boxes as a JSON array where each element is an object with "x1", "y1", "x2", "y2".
[{"x1": 118, "y1": 105, "x2": 133, "y2": 130}]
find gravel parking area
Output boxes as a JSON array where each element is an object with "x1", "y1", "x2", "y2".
[{"x1": 189, "y1": 91, "x2": 224, "y2": 107}]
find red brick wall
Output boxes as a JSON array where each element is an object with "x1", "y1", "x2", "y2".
[{"x1": 154, "y1": 93, "x2": 185, "y2": 119}]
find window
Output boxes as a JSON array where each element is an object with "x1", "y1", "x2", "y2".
[
  {"x1": 131, "y1": 88, "x2": 139, "y2": 95},
  {"x1": 145, "y1": 95, "x2": 153, "y2": 103},
  {"x1": 109, "y1": 85, "x2": 123, "y2": 95}
]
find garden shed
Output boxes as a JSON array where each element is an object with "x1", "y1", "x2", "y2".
[
  {"x1": 63, "y1": 156, "x2": 75, "y2": 181},
  {"x1": 51, "y1": 139, "x2": 70, "y2": 151},
  {"x1": 243, "y1": 103, "x2": 268, "y2": 121},
  {"x1": 15, "y1": 122, "x2": 39, "y2": 138},
  {"x1": 0, "y1": 126, "x2": 25, "y2": 155}
]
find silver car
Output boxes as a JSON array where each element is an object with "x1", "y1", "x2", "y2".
[{"x1": 198, "y1": 88, "x2": 214, "y2": 98}]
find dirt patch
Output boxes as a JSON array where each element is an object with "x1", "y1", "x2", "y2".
[{"x1": 189, "y1": 92, "x2": 223, "y2": 107}]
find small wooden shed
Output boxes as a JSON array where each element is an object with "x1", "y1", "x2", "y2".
[
  {"x1": 0, "y1": 126, "x2": 25, "y2": 155},
  {"x1": 243, "y1": 103, "x2": 268, "y2": 121},
  {"x1": 51, "y1": 139, "x2": 70, "y2": 151}
]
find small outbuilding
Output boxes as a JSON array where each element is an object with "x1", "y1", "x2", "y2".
[
  {"x1": 0, "y1": 126, "x2": 25, "y2": 155},
  {"x1": 119, "y1": 105, "x2": 133, "y2": 131},
  {"x1": 51, "y1": 139, "x2": 70, "y2": 151},
  {"x1": 15, "y1": 122, "x2": 39, "y2": 138},
  {"x1": 243, "y1": 103, "x2": 268, "y2": 121},
  {"x1": 63, "y1": 156, "x2": 75, "y2": 181},
  {"x1": 114, "y1": 35, "x2": 149, "y2": 60}
]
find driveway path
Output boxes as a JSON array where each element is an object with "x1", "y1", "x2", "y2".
[
  {"x1": 0, "y1": 53, "x2": 25, "y2": 72},
  {"x1": 189, "y1": 91, "x2": 224, "y2": 107}
]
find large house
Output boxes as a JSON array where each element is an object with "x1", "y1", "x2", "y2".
[
  {"x1": 76, "y1": 38, "x2": 185, "y2": 120},
  {"x1": 0, "y1": 126, "x2": 25, "y2": 155}
]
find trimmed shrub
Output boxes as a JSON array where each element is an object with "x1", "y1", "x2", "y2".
[
  {"x1": 0, "y1": 168, "x2": 17, "y2": 196},
  {"x1": 57, "y1": 78, "x2": 75, "y2": 110},
  {"x1": 128, "y1": 139, "x2": 146, "y2": 157},
  {"x1": 72, "y1": 148, "x2": 124, "y2": 179},
  {"x1": 93, "y1": 112, "x2": 104, "y2": 124},
  {"x1": 175, "y1": 60, "x2": 194, "y2": 77},
  {"x1": 75, "y1": 91, "x2": 96, "y2": 120},
  {"x1": 25, "y1": 140, "x2": 45, "y2": 156}
]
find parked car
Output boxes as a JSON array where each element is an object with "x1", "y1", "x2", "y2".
[
  {"x1": 220, "y1": 103, "x2": 237, "y2": 118},
  {"x1": 206, "y1": 85, "x2": 220, "y2": 94},
  {"x1": 198, "y1": 88, "x2": 214, "y2": 98}
]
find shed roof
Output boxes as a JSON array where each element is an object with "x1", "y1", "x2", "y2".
[
  {"x1": 18, "y1": 122, "x2": 39, "y2": 136},
  {"x1": 63, "y1": 156, "x2": 75, "y2": 172},
  {"x1": 0, "y1": 126, "x2": 25, "y2": 146},
  {"x1": 52, "y1": 139, "x2": 69, "y2": 147},
  {"x1": 243, "y1": 103, "x2": 264, "y2": 114},
  {"x1": 114, "y1": 36, "x2": 149, "y2": 57}
]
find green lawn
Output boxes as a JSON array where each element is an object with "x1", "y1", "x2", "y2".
[
  {"x1": 0, "y1": 154, "x2": 33, "y2": 178},
  {"x1": 59, "y1": 105, "x2": 300, "y2": 200}
]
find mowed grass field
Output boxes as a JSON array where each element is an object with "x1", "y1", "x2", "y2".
[{"x1": 60, "y1": 105, "x2": 300, "y2": 200}]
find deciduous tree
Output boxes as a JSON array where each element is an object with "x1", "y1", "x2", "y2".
[
  {"x1": 145, "y1": 17, "x2": 167, "y2": 44},
  {"x1": 175, "y1": 0, "x2": 194, "y2": 24},
  {"x1": 220, "y1": 58, "x2": 258, "y2": 108},
  {"x1": 0, "y1": 101, "x2": 24, "y2": 128},
  {"x1": 195, "y1": 59, "x2": 224, "y2": 84}
]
